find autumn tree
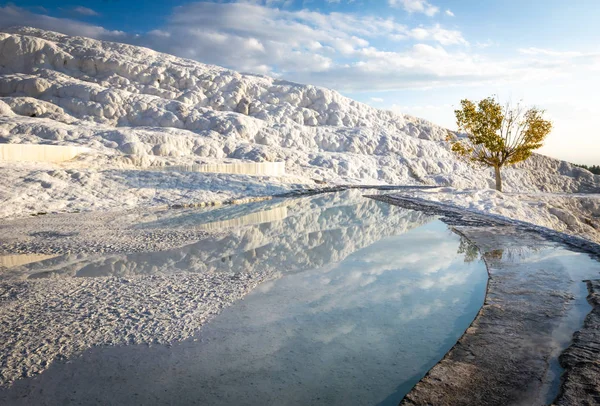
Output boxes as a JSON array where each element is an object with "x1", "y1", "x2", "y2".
[{"x1": 448, "y1": 97, "x2": 552, "y2": 192}]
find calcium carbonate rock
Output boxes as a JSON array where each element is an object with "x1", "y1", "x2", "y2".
[
  {"x1": 234, "y1": 98, "x2": 251, "y2": 116},
  {"x1": 0, "y1": 26, "x2": 598, "y2": 221},
  {"x1": 120, "y1": 142, "x2": 147, "y2": 156}
]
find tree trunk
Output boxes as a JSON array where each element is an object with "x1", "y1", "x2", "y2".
[{"x1": 494, "y1": 165, "x2": 502, "y2": 192}]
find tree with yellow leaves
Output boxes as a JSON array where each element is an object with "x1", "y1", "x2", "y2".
[{"x1": 447, "y1": 97, "x2": 552, "y2": 192}]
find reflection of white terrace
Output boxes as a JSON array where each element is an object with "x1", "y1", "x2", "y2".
[
  {"x1": 196, "y1": 206, "x2": 288, "y2": 231},
  {"x1": 0, "y1": 144, "x2": 90, "y2": 163},
  {"x1": 0, "y1": 253, "x2": 59, "y2": 269},
  {"x1": 0, "y1": 144, "x2": 286, "y2": 177},
  {"x1": 158, "y1": 162, "x2": 286, "y2": 177}
]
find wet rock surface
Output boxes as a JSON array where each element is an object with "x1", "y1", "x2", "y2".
[
  {"x1": 371, "y1": 194, "x2": 600, "y2": 406},
  {"x1": 554, "y1": 280, "x2": 600, "y2": 406},
  {"x1": 0, "y1": 190, "x2": 433, "y2": 390},
  {"x1": 0, "y1": 272, "x2": 266, "y2": 388},
  {"x1": 2, "y1": 191, "x2": 600, "y2": 405}
]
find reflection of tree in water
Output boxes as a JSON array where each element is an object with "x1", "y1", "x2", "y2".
[
  {"x1": 483, "y1": 246, "x2": 549, "y2": 263},
  {"x1": 483, "y1": 249, "x2": 504, "y2": 261},
  {"x1": 457, "y1": 236, "x2": 480, "y2": 263}
]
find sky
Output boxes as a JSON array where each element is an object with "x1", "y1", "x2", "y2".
[{"x1": 1, "y1": 0, "x2": 599, "y2": 164}]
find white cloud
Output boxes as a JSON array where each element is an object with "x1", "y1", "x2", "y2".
[
  {"x1": 0, "y1": 5, "x2": 123, "y2": 39},
  {"x1": 0, "y1": 2, "x2": 594, "y2": 96},
  {"x1": 518, "y1": 47, "x2": 584, "y2": 58},
  {"x1": 134, "y1": 3, "x2": 414, "y2": 75},
  {"x1": 408, "y1": 24, "x2": 467, "y2": 45},
  {"x1": 72, "y1": 6, "x2": 100, "y2": 16},
  {"x1": 445, "y1": 9, "x2": 454, "y2": 17},
  {"x1": 475, "y1": 40, "x2": 494, "y2": 49},
  {"x1": 389, "y1": 0, "x2": 440, "y2": 16},
  {"x1": 370, "y1": 97, "x2": 384, "y2": 103},
  {"x1": 137, "y1": 3, "x2": 472, "y2": 85}
]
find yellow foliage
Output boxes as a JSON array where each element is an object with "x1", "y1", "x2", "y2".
[{"x1": 449, "y1": 96, "x2": 552, "y2": 191}]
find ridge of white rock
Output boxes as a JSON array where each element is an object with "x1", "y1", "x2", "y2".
[
  {"x1": 0, "y1": 27, "x2": 598, "y2": 240},
  {"x1": 0, "y1": 143, "x2": 89, "y2": 162}
]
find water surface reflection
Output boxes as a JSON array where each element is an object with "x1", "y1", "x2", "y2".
[
  {"x1": 174, "y1": 220, "x2": 487, "y2": 405},
  {"x1": 0, "y1": 191, "x2": 488, "y2": 406},
  {"x1": 3, "y1": 191, "x2": 435, "y2": 280}
]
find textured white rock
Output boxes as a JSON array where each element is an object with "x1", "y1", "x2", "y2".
[
  {"x1": 0, "y1": 27, "x2": 598, "y2": 240},
  {"x1": 159, "y1": 162, "x2": 286, "y2": 176},
  {"x1": 0, "y1": 190, "x2": 432, "y2": 385},
  {"x1": 393, "y1": 188, "x2": 600, "y2": 244},
  {"x1": 0, "y1": 144, "x2": 89, "y2": 163}
]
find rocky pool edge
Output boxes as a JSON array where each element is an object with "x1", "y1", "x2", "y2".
[{"x1": 368, "y1": 193, "x2": 600, "y2": 406}]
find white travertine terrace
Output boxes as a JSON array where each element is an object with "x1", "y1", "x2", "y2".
[
  {"x1": 0, "y1": 253, "x2": 58, "y2": 268},
  {"x1": 160, "y1": 162, "x2": 285, "y2": 177},
  {"x1": 1, "y1": 27, "x2": 596, "y2": 193},
  {"x1": 0, "y1": 144, "x2": 90, "y2": 163},
  {"x1": 0, "y1": 27, "x2": 598, "y2": 241},
  {"x1": 196, "y1": 206, "x2": 288, "y2": 231}
]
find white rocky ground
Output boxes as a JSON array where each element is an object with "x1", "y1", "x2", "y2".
[
  {"x1": 393, "y1": 188, "x2": 600, "y2": 244},
  {"x1": 0, "y1": 27, "x2": 599, "y2": 241},
  {"x1": 0, "y1": 190, "x2": 431, "y2": 386}
]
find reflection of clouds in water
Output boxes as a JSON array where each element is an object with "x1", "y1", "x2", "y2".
[
  {"x1": 418, "y1": 278, "x2": 436, "y2": 290},
  {"x1": 500, "y1": 247, "x2": 600, "y2": 282},
  {"x1": 438, "y1": 269, "x2": 473, "y2": 289},
  {"x1": 0, "y1": 192, "x2": 487, "y2": 404},
  {"x1": 187, "y1": 219, "x2": 488, "y2": 405},
  {"x1": 415, "y1": 266, "x2": 475, "y2": 292},
  {"x1": 1, "y1": 214, "x2": 486, "y2": 406},
  {"x1": 397, "y1": 299, "x2": 445, "y2": 322},
  {"x1": 5, "y1": 190, "x2": 435, "y2": 281},
  {"x1": 313, "y1": 322, "x2": 356, "y2": 344},
  {"x1": 356, "y1": 236, "x2": 464, "y2": 277},
  {"x1": 480, "y1": 244, "x2": 600, "y2": 287},
  {"x1": 517, "y1": 247, "x2": 580, "y2": 264},
  {"x1": 293, "y1": 263, "x2": 476, "y2": 320},
  {"x1": 247, "y1": 220, "x2": 485, "y2": 324}
]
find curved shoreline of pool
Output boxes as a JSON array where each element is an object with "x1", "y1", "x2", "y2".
[{"x1": 370, "y1": 194, "x2": 600, "y2": 406}]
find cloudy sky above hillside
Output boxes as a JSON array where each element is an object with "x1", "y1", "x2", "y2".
[{"x1": 1, "y1": 0, "x2": 599, "y2": 164}]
